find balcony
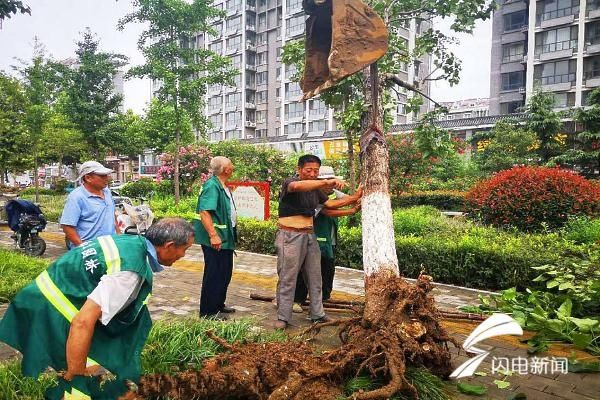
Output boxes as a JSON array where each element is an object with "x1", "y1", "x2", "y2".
[
  {"x1": 245, "y1": 121, "x2": 257, "y2": 128},
  {"x1": 246, "y1": 65, "x2": 257, "y2": 72},
  {"x1": 536, "y1": 5, "x2": 579, "y2": 28},
  {"x1": 502, "y1": 52, "x2": 525, "y2": 63},
  {"x1": 584, "y1": 68, "x2": 600, "y2": 86},
  {"x1": 226, "y1": 47, "x2": 240, "y2": 55},
  {"x1": 586, "y1": 37, "x2": 600, "y2": 53},
  {"x1": 247, "y1": 5, "x2": 256, "y2": 12},
  {"x1": 246, "y1": 43, "x2": 256, "y2": 51},
  {"x1": 246, "y1": 102, "x2": 256, "y2": 109},
  {"x1": 587, "y1": 2, "x2": 600, "y2": 18},
  {"x1": 225, "y1": 28, "x2": 240, "y2": 36},
  {"x1": 535, "y1": 39, "x2": 577, "y2": 60},
  {"x1": 247, "y1": 23, "x2": 256, "y2": 31}
]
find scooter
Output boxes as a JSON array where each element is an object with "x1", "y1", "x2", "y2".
[{"x1": 5, "y1": 199, "x2": 47, "y2": 257}]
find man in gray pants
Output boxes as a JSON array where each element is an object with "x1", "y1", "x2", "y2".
[{"x1": 274, "y1": 155, "x2": 362, "y2": 329}]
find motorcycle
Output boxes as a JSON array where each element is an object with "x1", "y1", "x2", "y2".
[{"x1": 5, "y1": 199, "x2": 47, "y2": 257}]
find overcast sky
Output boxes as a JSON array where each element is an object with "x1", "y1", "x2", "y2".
[{"x1": 0, "y1": 0, "x2": 492, "y2": 113}]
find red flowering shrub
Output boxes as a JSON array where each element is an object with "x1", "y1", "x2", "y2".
[{"x1": 466, "y1": 166, "x2": 600, "y2": 231}]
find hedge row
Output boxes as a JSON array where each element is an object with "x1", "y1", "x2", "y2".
[
  {"x1": 391, "y1": 190, "x2": 466, "y2": 211},
  {"x1": 236, "y1": 210, "x2": 598, "y2": 291}
]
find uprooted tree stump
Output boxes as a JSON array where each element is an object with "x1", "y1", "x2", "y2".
[{"x1": 132, "y1": 274, "x2": 459, "y2": 400}]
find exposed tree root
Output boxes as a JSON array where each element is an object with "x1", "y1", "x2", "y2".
[{"x1": 133, "y1": 274, "x2": 458, "y2": 400}]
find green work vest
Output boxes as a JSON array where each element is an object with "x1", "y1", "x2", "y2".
[
  {"x1": 0, "y1": 235, "x2": 154, "y2": 394},
  {"x1": 314, "y1": 213, "x2": 338, "y2": 259},
  {"x1": 194, "y1": 176, "x2": 236, "y2": 250}
]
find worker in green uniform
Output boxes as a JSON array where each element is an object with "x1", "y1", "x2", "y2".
[
  {"x1": 294, "y1": 166, "x2": 361, "y2": 310},
  {"x1": 0, "y1": 218, "x2": 195, "y2": 399}
]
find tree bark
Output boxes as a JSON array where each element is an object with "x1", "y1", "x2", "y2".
[
  {"x1": 34, "y1": 156, "x2": 40, "y2": 203},
  {"x1": 360, "y1": 63, "x2": 399, "y2": 279}
]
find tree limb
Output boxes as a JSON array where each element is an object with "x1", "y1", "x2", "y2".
[{"x1": 383, "y1": 74, "x2": 444, "y2": 109}]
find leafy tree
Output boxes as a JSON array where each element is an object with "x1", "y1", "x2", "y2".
[
  {"x1": 119, "y1": 0, "x2": 236, "y2": 203},
  {"x1": 15, "y1": 39, "x2": 68, "y2": 199},
  {"x1": 42, "y1": 99, "x2": 89, "y2": 173},
  {"x1": 143, "y1": 99, "x2": 194, "y2": 153},
  {"x1": 0, "y1": 71, "x2": 29, "y2": 185},
  {"x1": 552, "y1": 87, "x2": 600, "y2": 177},
  {"x1": 473, "y1": 120, "x2": 539, "y2": 173},
  {"x1": 0, "y1": 0, "x2": 30, "y2": 19},
  {"x1": 63, "y1": 29, "x2": 127, "y2": 158},
  {"x1": 99, "y1": 110, "x2": 149, "y2": 181},
  {"x1": 524, "y1": 89, "x2": 565, "y2": 163}
]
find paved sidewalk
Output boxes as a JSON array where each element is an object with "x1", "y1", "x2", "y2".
[{"x1": 0, "y1": 223, "x2": 598, "y2": 400}]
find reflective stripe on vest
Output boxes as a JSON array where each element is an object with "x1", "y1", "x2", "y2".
[
  {"x1": 64, "y1": 387, "x2": 91, "y2": 399},
  {"x1": 316, "y1": 237, "x2": 327, "y2": 242},
  {"x1": 35, "y1": 270, "x2": 102, "y2": 369},
  {"x1": 143, "y1": 293, "x2": 152, "y2": 305},
  {"x1": 213, "y1": 223, "x2": 227, "y2": 229},
  {"x1": 97, "y1": 236, "x2": 121, "y2": 275}
]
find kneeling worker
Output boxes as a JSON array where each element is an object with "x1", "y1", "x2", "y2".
[{"x1": 0, "y1": 218, "x2": 195, "y2": 399}]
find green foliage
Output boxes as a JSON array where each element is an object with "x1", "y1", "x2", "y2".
[
  {"x1": 344, "y1": 368, "x2": 447, "y2": 400},
  {"x1": 0, "y1": 0, "x2": 30, "y2": 19},
  {"x1": 143, "y1": 99, "x2": 194, "y2": 153},
  {"x1": 149, "y1": 194, "x2": 198, "y2": 221},
  {"x1": 469, "y1": 259, "x2": 600, "y2": 354},
  {"x1": 208, "y1": 140, "x2": 298, "y2": 196},
  {"x1": 473, "y1": 120, "x2": 538, "y2": 173},
  {"x1": 0, "y1": 71, "x2": 30, "y2": 182},
  {"x1": 0, "y1": 359, "x2": 57, "y2": 400},
  {"x1": 99, "y1": 109, "x2": 148, "y2": 160},
  {"x1": 236, "y1": 217, "x2": 278, "y2": 255},
  {"x1": 120, "y1": 178, "x2": 157, "y2": 199},
  {"x1": 552, "y1": 87, "x2": 600, "y2": 178},
  {"x1": 0, "y1": 249, "x2": 49, "y2": 303},
  {"x1": 524, "y1": 89, "x2": 565, "y2": 163},
  {"x1": 456, "y1": 381, "x2": 487, "y2": 396},
  {"x1": 392, "y1": 190, "x2": 466, "y2": 211},
  {"x1": 63, "y1": 29, "x2": 127, "y2": 158},
  {"x1": 19, "y1": 193, "x2": 66, "y2": 222},
  {"x1": 42, "y1": 101, "x2": 89, "y2": 166},
  {"x1": 563, "y1": 216, "x2": 600, "y2": 244}
]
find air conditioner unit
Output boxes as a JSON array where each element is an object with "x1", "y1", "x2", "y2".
[{"x1": 519, "y1": 87, "x2": 526, "y2": 94}]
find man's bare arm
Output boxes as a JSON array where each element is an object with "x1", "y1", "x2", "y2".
[
  {"x1": 62, "y1": 225, "x2": 82, "y2": 247},
  {"x1": 321, "y1": 205, "x2": 360, "y2": 217},
  {"x1": 64, "y1": 300, "x2": 102, "y2": 380},
  {"x1": 288, "y1": 178, "x2": 345, "y2": 193}
]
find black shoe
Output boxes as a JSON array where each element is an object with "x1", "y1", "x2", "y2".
[
  {"x1": 220, "y1": 305, "x2": 236, "y2": 313},
  {"x1": 201, "y1": 312, "x2": 228, "y2": 321},
  {"x1": 311, "y1": 314, "x2": 334, "y2": 324}
]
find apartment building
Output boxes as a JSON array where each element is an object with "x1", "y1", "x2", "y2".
[
  {"x1": 437, "y1": 98, "x2": 490, "y2": 120},
  {"x1": 198, "y1": 0, "x2": 431, "y2": 141},
  {"x1": 490, "y1": 0, "x2": 600, "y2": 115}
]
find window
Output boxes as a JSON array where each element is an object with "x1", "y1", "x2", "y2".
[
  {"x1": 246, "y1": 72, "x2": 256, "y2": 86},
  {"x1": 231, "y1": 74, "x2": 242, "y2": 87},
  {"x1": 503, "y1": 10, "x2": 527, "y2": 31},
  {"x1": 226, "y1": 16, "x2": 241, "y2": 32},
  {"x1": 276, "y1": 127, "x2": 281, "y2": 136},
  {"x1": 257, "y1": 51, "x2": 267, "y2": 65},
  {"x1": 225, "y1": 130, "x2": 241, "y2": 139},
  {"x1": 208, "y1": 96, "x2": 222, "y2": 111},
  {"x1": 397, "y1": 103, "x2": 406, "y2": 115},
  {"x1": 246, "y1": 110, "x2": 255, "y2": 122},
  {"x1": 209, "y1": 115, "x2": 222, "y2": 130},
  {"x1": 536, "y1": 26, "x2": 577, "y2": 54},
  {"x1": 553, "y1": 92, "x2": 575, "y2": 107},
  {"x1": 502, "y1": 42, "x2": 525, "y2": 62},
  {"x1": 285, "y1": 122, "x2": 304, "y2": 136},
  {"x1": 209, "y1": 83, "x2": 222, "y2": 93},
  {"x1": 256, "y1": 129, "x2": 267, "y2": 137},
  {"x1": 209, "y1": 131, "x2": 222, "y2": 141},
  {"x1": 257, "y1": 32, "x2": 267, "y2": 45},
  {"x1": 309, "y1": 99, "x2": 327, "y2": 116},
  {"x1": 246, "y1": 52, "x2": 256, "y2": 66},
  {"x1": 585, "y1": 56, "x2": 600, "y2": 78},
  {"x1": 246, "y1": 14, "x2": 256, "y2": 30},
  {"x1": 587, "y1": 22, "x2": 600, "y2": 45},
  {"x1": 539, "y1": 0, "x2": 579, "y2": 21},
  {"x1": 285, "y1": 82, "x2": 302, "y2": 100},
  {"x1": 226, "y1": 0, "x2": 241, "y2": 13},
  {"x1": 226, "y1": 92, "x2": 241, "y2": 107},
  {"x1": 209, "y1": 42, "x2": 222, "y2": 53},
  {"x1": 246, "y1": 92, "x2": 255, "y2": 103},
  {"x1": 257, "y1": 90, "x2": 268, "y2": 103},
  {"x1": 285, "y1": 102, "x2": 304, "y2": 118},
  {"x1": 500, "y1": 101, "x2": 524, "y2": 114},
  {"x1": 257, "y1": 71, "x2": 268, "y2": 84},
  {"x1": 276, "y1": 67, "x2": 281, "y2": 80},
  {"x1": 285, "y1": 64, "x2": 297, "y2": 79},
  {"x1": 226, "y1": 35, "x2": 242, "y2": 52},
  {"x1": 210, "y1": 23, "x2": 222, "y2": 39},
  {"x1": 276, "y1": 46, "x2": 283, "y2": 58},
  {"x1": 258, "y1": 12, "x2": 267, "y2": 29},
  {"x1": 226, "y1": 111, "x2": 242, "y2": 125},
  {"x1": 286, "y1": 15, "x2": 305, "y2": 36},
  {"x1": 501, "y1": 70, "x2": 524, "y2": 90},
  {"x1": 258, "y1": 0, "x2": 267, "y2": 8},
  {"x1": 537, "y1": 60, "x2": 576, "y2": 84},
  {"x1": 286, "y1": 0, "x2": 302, "y2": 11},
  {"x1": 257, "y1": 110, "x2": 267, "y2": 123},
  {"x1": 231, "y1": 54, "x2": 242, "y2": 69},
  {"x1": 308, "y1": 120, "x2": 327, "y2": 133}
]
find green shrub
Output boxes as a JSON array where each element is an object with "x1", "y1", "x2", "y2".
[
  {"x1": 392, "y1": 190, "x2": 466, "y2": 211},
  {"x1": 150, "y1": 195, "x2": 198, "y2": 221},
  {"x1": 19, "y1": 187, "x2": 56, "y2": 196},
  {"x1": 120, "y1": 178, "x2": 157, "y2": 198},
  {"x1": 52, "y1": 179, "x2": 70, "y2": 193},
  {"x1": 19, "y1": 194, "x2": 66, "y2": 222},
  {"x1": 0, "y1": 359, "x2": 57, "y2": 400},
  {"x1": 467, "y1": 166, "x2": 600, "y2": 231},
  {"x1": 237, "y1": 217, "x2": 278, "y2": 254},
  {"x1": 563, "y1": 216, "x2": 600, "y2": 244},
  {"x1": 0, "y1": 249, "x2": 49, "y2": 303}
]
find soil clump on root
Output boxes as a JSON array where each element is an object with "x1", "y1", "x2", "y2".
[{"x1": 134, "y1": 274, "x2": 458, "y2": 400}]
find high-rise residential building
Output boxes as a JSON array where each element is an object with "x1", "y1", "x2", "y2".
[
  {"x1": 490, "y1": 0, "x2": 600, "y2": 115},
  {"x1": 196, "y1": 0, "x2": 431, "y2": 141},
  {"x1": 437, "y1": 98, "x2": 490, "y2": 120}
]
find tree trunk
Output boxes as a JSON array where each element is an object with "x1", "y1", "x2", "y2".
[
  {"x1": 0, "y1": 166, "x2": 5, "y2": 186},
  {"x1": 173, "y1": 102, "x2": 181, "y2": 205},
  {"x1": 128, "y1": 158, "x2": 134, "y2": 182},
  {"x1": 346, "y1": 132, "x2": 356, "y2": 191},
  {"x1": 34, "y1": 156, "x2": 40, "y2": 203},
  {"x1": 360, "y1": 63, "x2": 399, "y2": 320}
]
